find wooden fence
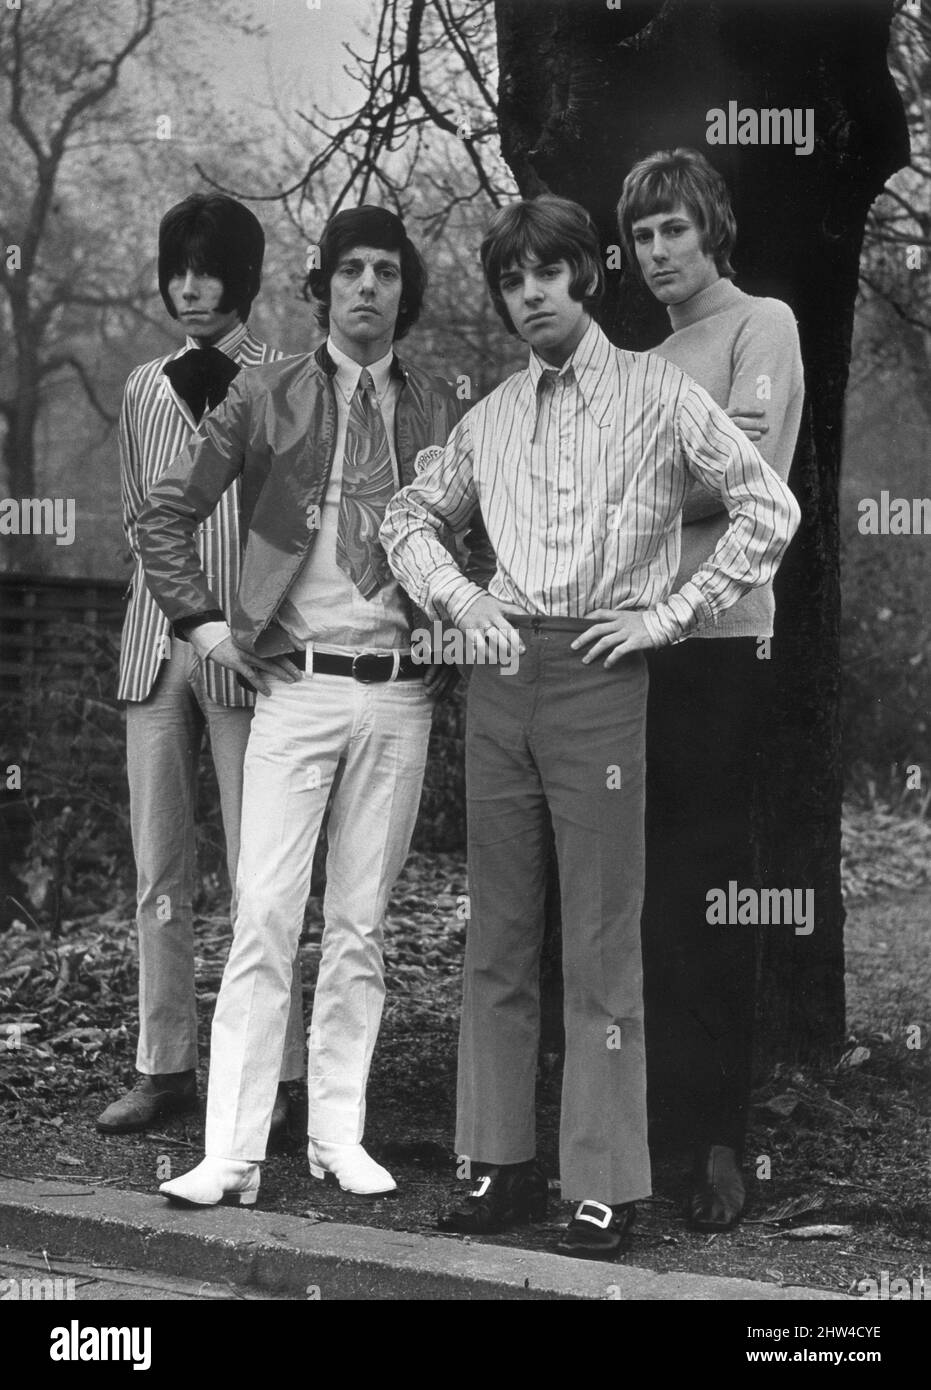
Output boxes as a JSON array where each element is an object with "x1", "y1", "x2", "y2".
[{"x1": 0, "y1": 572, "x2": 127, "y2": 693}]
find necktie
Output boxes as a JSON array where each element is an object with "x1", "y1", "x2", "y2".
[
  {"x1": 336, "y1": 370, "x2": 396, "y2": 599},
  {"x1": 162, "y1": 346, "x2": 241, "y2": 422}
]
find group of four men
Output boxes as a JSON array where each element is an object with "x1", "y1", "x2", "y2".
[{"x1": 102, "y1": 149, "x2": 802, "y2": 1261}]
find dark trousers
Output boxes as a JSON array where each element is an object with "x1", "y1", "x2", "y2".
[
  {"x1": 642, "y1": 637, "x2": 763, "y2": 1153},
  {"x1": 456, "y1": 620, "x2": 651, "y2": 1205}
]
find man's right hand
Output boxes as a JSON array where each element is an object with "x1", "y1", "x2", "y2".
[
  {"x1": 459, "y1": 595, "x2": 526, "y2": 666},
  {"x1": 202, "y1": 636, "x2": 302, "y2": 697}
]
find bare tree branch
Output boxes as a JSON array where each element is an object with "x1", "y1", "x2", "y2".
[
  {"x1": 39, "y1": 354, "x2": 119, "y2": 425},
  {"x1": 860, "y1": 270, "x2": 931, "y2": 333}
]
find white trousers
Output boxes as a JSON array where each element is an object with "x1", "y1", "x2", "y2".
[{"x1": 205, "y1": 670, "x2": 433, "y2": 1159}]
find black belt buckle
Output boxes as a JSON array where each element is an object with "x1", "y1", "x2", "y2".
[{"x1": 351, "y1": 651, "x2": 394, "y2": 683}]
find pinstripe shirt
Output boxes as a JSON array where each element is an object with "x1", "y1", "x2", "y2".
[
  {"x1": 117, "y1": 323, "x2": 285, "y2": 705},
  {"x1": 380, "y1": 319, "x2": 800, "y2": 646}
]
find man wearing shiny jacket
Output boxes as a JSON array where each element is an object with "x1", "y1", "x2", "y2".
[{"x1": 136, "y1": 206, "x2": 477, "y2": 1208}]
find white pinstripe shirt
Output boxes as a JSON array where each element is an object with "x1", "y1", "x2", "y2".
[
  {"x1": 380, "y1": 320, "x2": 800, "y2": 646},
  {"x1": 117, "y1": 322, "x2": 285, "y2": 704}
]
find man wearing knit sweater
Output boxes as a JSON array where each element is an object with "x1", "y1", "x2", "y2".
[{"x1": 617, "y1": 149, "x2": 804, "y2": 1231}]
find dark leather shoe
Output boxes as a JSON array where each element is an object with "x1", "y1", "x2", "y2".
[
  {"x1": 689, "y1": 1144, "x2": 745, "y2": 1231},
  {"x1": 96, "y1": 1072, "x2": 197, "y2": 1134},
  {"x1": 555, "y1": 1200, "x2": 636, "y2": 1259},
  {"x1": 438, "y1": 1161, "x2": 548, "y2": 1234},
  {"x1": 267, "y1": 1084, "x2": 291, "y2": 1150}
]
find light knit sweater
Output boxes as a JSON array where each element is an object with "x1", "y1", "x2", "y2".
[{"x1": 652, "y1": 276, "x2": 804, "y2": 639}]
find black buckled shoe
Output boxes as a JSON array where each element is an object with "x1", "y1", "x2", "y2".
[
  {"x1": 555, "y1": 1199, "x2": 636, "y2": 1259},
  {"x1": 688, "y1": 1144, "x2": 745, "y2": 1231},
  {"x1": 438, "y1": 1160, "x2": 548, "y2": 1234}
]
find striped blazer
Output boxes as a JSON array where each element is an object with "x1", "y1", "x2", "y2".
[{"x1": 117, "y1": 323, "x2": 285, "y2": 706}]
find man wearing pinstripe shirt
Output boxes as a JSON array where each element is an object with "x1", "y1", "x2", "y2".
[
  {"x1": 381, "y1": 195, "x2": 800, "y2": 1259},
  {"x1": 100, "y1": 195, "x2": 304, "y2": 1136}
]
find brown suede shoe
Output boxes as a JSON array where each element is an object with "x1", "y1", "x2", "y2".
[{"x1": 96, "y1": 1072, "x2": 197, "y2": 1134}]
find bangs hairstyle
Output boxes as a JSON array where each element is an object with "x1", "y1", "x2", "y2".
[
  {"x1": 480, "y1": 195, "x2": 605, "y2": 335},
  {"x1": 158, "y1": 194, "x2": 265, "y2": 321},
  {"x1": 616, "y1": 148, "x2": 736, "y2": 278},
  {"x1": 302, "y1": 205, "x2": 427, "y2": 341}
]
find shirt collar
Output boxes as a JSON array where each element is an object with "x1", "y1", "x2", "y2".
[
  {"x1": 326, "y1": 337, "x2": 395, "y2": 400},
  {"x1": 526, "y1": 318, "x2": 614, "y2": 427},
  {"x1": 183, "y1": 319, "x2": 250, "y2": 358}
]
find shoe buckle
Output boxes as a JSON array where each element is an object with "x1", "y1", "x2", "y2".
[
  {"x1": 468, "y1": 1175, "x2": 491, "y2": 1200},
  {"x1": 574, "y1": 1199, "x2": 614, "y2": 1229}
]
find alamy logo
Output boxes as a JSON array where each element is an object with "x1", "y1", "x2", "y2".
[
  {"x1": 0, "y1": 1275, "x2": 76, "y2": 1300},
  {"x1": 856, "y1": 1268, "x2": 928, "y2": 1300},
  {"x1": 0, "y1": 496, "x2": 76, "y2": 545},
  {"x1": 410, "y1": 620, "x2": 520, "y2": 676},
  {"x1": 705, "y1": 881, "x2": 814, "y2": 935},
  {"x1": 706, "y1": 102, "x2": 815, "y2": 157},
  {"x1": 49, "y1": 1321, "x2": 151, "y2": 1371},
  {"x1": 858, "y1": 491, "x2": 931, "y2": 535}
]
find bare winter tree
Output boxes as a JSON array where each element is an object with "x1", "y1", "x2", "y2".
[
  {"x1": 853, "y1": 2, "x2": 930, "y2": 416},
  {"x1": 0, "y1": 0, "x2": 260, "y2": 569},
  {"x1": 0, "y1": 1, "x2": 158, "y2": 515}
]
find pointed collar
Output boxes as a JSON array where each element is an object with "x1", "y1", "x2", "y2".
[
  {"x1": 325, "y1": 337, "x2": 397, "y2": 402},
  {"x1": 315, "y1": 339, "x2": 406, "y2": 386},
  {"x1": 526, "y1": 318, "x2": 614, "y2": 428}
]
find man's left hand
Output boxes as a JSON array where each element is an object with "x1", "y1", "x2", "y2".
[{"x1": 571, "y1": 609, "x2": 657, "y2": 667}]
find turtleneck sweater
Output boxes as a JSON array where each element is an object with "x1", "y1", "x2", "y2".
[{"x1": 652, "y1": 276, "x2": 804, "y2": 639}]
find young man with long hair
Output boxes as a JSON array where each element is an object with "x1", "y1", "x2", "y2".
[{"x1": 102, "y1": 194, "x2": 304, "y2": 1139}]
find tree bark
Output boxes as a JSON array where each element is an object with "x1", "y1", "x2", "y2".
[{"x1": 493, "y1": 0, "x2": 909, "y2": 1067}]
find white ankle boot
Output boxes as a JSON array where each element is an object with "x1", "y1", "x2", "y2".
[
  {"x1": 307, "y1": 1139, "x2": 396, "y2": 1196},
  {"x1": 159, "y1": 1156, "x2": 260, "y2": 1207}
]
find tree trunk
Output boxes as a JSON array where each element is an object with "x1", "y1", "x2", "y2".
[
  {"x1": 2, "y1": 286, "x2": 44, "y2": 571},
  {"x1": 1, "y1": 396, "x2": 42, "y2": 574},
  {"x1": 494, "y1": 0, "x2": 909, "y2": 1067}
]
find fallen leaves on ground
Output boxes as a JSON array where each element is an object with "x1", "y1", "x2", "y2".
[{"x1": 0, "y1": 852, "x2": 466, "y2": 1116}]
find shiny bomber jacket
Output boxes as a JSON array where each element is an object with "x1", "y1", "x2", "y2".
[{"x1": 137, "y1": 342, "x2": 488, "y2": 658}]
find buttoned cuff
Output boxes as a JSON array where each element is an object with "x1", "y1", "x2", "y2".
[
  {"x1": 428, "y1": 569, "x2": 488, "y2": 627},
  {"x1": 645, "y1": 582, "x2": 716, "y2": 646}
]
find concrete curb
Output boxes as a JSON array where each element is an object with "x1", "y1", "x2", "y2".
[{"x1": 0, "y1": 1179, "x2": 851, "y2": 1301}]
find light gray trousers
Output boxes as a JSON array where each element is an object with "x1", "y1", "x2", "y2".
[{"x1": 456, "y1": 619, "x2": 651, "y2": 1206}]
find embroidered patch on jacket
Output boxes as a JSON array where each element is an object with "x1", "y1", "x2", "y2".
[{"x1": 413, "y1": 445, "x2": 445, "y2": 475}]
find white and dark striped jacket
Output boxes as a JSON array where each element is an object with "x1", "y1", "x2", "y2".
[{"x1": 117, "y1": 323, "x2": 285, "y2": 706}]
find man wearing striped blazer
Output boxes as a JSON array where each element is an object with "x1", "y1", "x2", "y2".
[{"x1": 99, "y1": 194, "x2": 304, "y2": 1136}]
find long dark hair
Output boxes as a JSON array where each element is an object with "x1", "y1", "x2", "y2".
[{"x1": 158, "y1": 194, "x2": 265, "y2": 321}]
